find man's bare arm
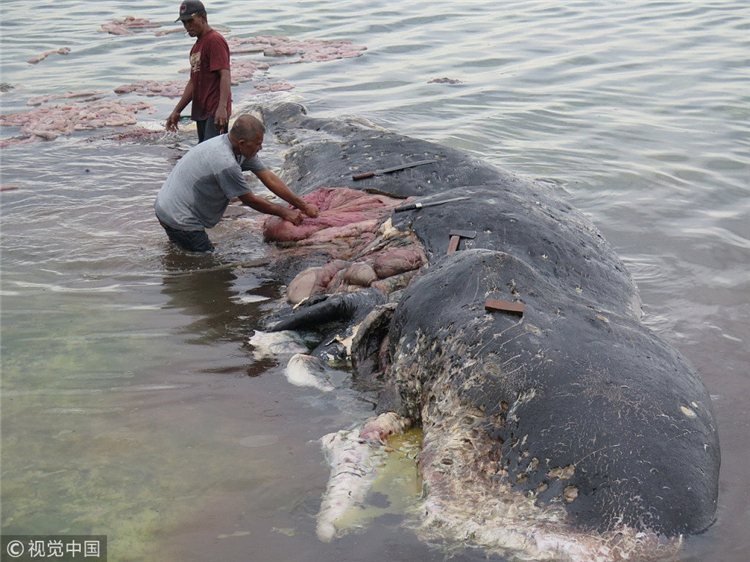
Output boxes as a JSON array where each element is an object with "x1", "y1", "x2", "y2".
[
  {"x1": 255, "y1": 170, "x2": 319, "y2": 218},
  {"x1": 237, "y1": 191, "x2": 304, "y2": 225},
  {"x1": 214, "y1": 69, "x2": 231, "y2": 133}
]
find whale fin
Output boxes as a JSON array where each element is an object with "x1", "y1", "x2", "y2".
[{"x1": 270, "y1": 288, "x2": 388, "y2": 332}]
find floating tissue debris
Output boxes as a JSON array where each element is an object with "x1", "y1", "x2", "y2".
[
  {"x1": 114, "y1": 80, "x2": 189, "y2": 98},
  {"x1": 1, "y1": 99, "x2": 155, "y2": 147},
  {"x1": 228, "y1": 36, "x2": 366, "y2": 62},
  {"x1": 99, "y1": 17, "x2": 162, "y2": 36},
  {"x1": 4, "y1": 33, "x2": 367, "y2": 146},
  {"x1": 27, "y1": 47, "x2": 71, "y2": 65},
  {"x1": 27, "y1": 90, "x2": 108, "y2": 106},
  {"x1": 253, "y1": 80, "x2": 295, "y2": 93}
]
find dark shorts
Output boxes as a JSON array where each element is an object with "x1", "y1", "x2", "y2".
[
  {"x1": 159, "y1": 221, "x2": 215, "y2": 252},
  {"x1": 196, "y1": 117, "x2": 225, "y2": 143}
]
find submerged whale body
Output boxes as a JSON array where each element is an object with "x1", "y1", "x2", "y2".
[{"x1": 252, "y1": 102, "x2": 719, "y2": 555}]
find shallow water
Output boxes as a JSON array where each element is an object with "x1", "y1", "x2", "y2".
[{"x1": 1, "y1": 1, "x2": 748, "y2": 561}]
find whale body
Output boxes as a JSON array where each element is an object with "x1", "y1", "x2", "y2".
[{"x1": 251, "y1": 102, "x2": 719, "y2": 559}]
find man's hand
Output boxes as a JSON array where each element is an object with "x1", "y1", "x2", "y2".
[
  {"x1": 168, "y1": 80, "x2": 193, "y2": 133},
  {"x1": 166, "y1": 111, "x2": 181, "y2": 132},
  {"x1": 214, "y1": 106, "x2": 228, "y2": 134},
  {"x1": 302, "y1": 203, "x2": 320, "y2": 218},
  {"x1": 281, "y1": 208, "x2": 305, "y2": 226},
  {"x1": 254, "y1": 170, "x2": 321, "y2": 220}
]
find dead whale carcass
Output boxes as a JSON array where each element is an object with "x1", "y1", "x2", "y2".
[{"x1": 250, "y1": 102, "x2": 719, "y2": 560}]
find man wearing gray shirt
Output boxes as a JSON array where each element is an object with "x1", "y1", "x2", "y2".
[{"x1": 155, "y1": 114, "x2": 318, "y2": 252}]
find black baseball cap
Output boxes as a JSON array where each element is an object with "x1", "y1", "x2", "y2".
[{"x1": 176, "y1": 0, "x2": 206, "y2": 22}]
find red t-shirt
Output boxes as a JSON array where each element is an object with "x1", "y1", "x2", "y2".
[{"x1": 189, "y1": 29, "x2": 231, "y2": 121}]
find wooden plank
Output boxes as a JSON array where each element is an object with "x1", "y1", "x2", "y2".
[
  {"x1": 485, "y1": 298, "x2": 525, "y2": 315},
  {"x1": 447, "y1": 235, "x2": 460, "y2": 254}
]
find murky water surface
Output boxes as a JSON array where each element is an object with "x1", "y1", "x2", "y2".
[{"x1": 1, "y1": 1, "x2": 748, "y2": 561}]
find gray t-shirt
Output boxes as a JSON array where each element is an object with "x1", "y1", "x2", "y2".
[{"x1": 155, "y1": 134, "x2": 268, "y2": 231}]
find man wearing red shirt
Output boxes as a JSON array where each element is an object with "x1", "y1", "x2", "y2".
[{"x1": 166, "y1": 1, "x2": 231, "y2": 142}]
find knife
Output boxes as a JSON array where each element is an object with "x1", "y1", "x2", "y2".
[
  {"x1": 394, "y1": 196, "x2": 470, "y2": 212},
  {"x1": 352, "y1": 159, "x2": 436, "y2": 180}
]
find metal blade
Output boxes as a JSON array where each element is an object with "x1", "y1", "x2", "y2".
[
  {"x1": 394, "y1": 196, "x2": 470, "y2": 212},
  {"x1": 375, "y1": 159, "x2": 436, "y2": 175},
  {"x1": 419, "y1": 196, "x2": 471, "y2": 208}
]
